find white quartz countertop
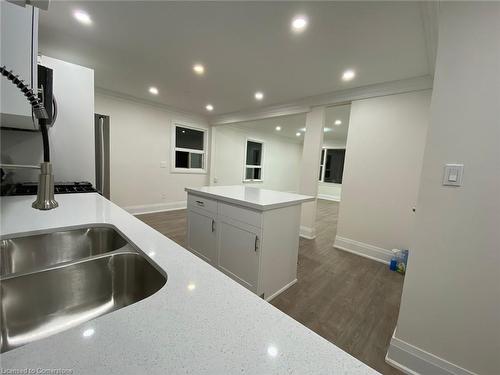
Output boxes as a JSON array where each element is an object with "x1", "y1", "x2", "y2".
[
  {"x1": 185, "y1": 185, "x2": 315, "y2": 210},
  {"x1": 0, "y1": 193, "x2": 378, "y2": 375}
]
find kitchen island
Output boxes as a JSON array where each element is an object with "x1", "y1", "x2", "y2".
[
  {"x1": 0, "y1": 193, "x2": 378, "y2": 374},
  {"x1": 185, "y1": 185, "x2": 314, "y2": 300}
]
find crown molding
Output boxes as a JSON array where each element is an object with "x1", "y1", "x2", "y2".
[
  {"x1": 222, "y1": 121, "x2": 304, "y2": 145},
  {"x1": 210, "y1": 75, "x2": 433, "y2": 126},
  {"x1": 94, "y1": 86, "x2": 208, "y2": 123},
  {"x1": 210, "y1": 104, "x2": 311, "y2": 127},
  {"x1": 96, "y1": 74, "x2": 433, "y2": 127}
]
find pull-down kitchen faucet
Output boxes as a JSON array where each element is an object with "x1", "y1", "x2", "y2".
[{"x1": 1, "y1": 66, "x2": 58, "y2": 210}]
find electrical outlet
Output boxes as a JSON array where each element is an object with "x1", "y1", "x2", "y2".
[
  {"x1": 161, "y1": 193, "x2": 167, "y2": 199},
  {"x1": 160, "y1": 161, "x2": 167, "y2": 168}
]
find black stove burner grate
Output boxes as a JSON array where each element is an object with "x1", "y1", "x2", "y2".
[{"x1": 1, "y1": 182, "x2": 97, "y2": 196}]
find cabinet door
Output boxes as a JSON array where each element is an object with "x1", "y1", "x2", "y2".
[
  {"x1": 1, "y1": 1, "x2": 38, "y2": 130},
  {"x1": 217, "y1": 220, "x2": 260, "y2": 292},
  {"x1": 187, "y1": 209, "x2": 217, "y2": 265}
]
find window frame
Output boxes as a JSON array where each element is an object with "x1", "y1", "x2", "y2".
[
  {"x1": 319, "y1": 149, "x2": 325, "y2": 181},
  {"x1": 242, "y1": 138, "x2": 265, "y2": 183},
  {"x1": 171, "y1": 121, "x2": 208, "y2": 174},
  {"x1": 319, "y1": 147, "x2": 346, "y2": 184}
]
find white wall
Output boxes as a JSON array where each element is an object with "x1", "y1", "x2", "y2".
[
  {"x1": 299, "y1": 107, "x2": 325, "y2": 239},
  {"x1": 388, "y1": 3, "x2": 500, "y2": 375},
  {"x1": 318, "y1": 183, "x2": 341, "y2": 201},
  {"x1": 212, "y1": 125, "x2": 302, "y2": 192},
  {"x1": 1, "y1": 56, "x2": 95, "y2": 184},
  {"x1": 95, "y1": 91, "x2": 209, "y2": 213},
  {"x1": 335, "y1": 90, "x2": 431, "y2": 262}
]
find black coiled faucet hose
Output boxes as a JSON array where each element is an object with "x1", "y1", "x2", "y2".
[{"x1": 1, "y1": 66, "x2": 50, "y2": 162}]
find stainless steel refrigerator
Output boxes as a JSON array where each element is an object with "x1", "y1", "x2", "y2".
[{"x1": 94, "y1": 114, "x2": 110, "y2": 199}]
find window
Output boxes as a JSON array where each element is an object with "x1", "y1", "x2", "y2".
[
  {"x1": 244, "y1": 140, "x2": 264, "y2": 181},
  {"x1": 172, "y1": 123, "x2": 207, "y2": 173},
  {"x1": 319, "y1": 149, "x2": 325, "y2": 181},
  {"x1": 319, "y1": 148, "x2": 345, "y2": 184}
]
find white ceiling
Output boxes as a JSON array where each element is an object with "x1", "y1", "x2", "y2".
[
  {"x1": 227, "y1": 104, "x2": 351, "y2": 143},
  {"x1": 228, "y1": 114, "x2": 307, "y2": 143},
  {"x1": 39, "y1": 1, "x2": 430, "y2": 116}
]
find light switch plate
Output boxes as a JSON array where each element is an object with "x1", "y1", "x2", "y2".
[{"x1": 443, "y1": 164, "x2": 464, "y2": 186}]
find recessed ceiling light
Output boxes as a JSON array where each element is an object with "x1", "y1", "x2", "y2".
[
  {"x1": 291, "y1": 15, "x2": 308, "y2": 33},
  {"x1": 82, "y1": 328, "x2": 95, "y2": 338},
  {"x1": 148, "y1": 86, "x2": 159, "y2": 95},
  {"x1": 342, "y1": 69, "x2": 356, "y2": 81},
  {"x1": 324, "y1": 127, "x2": 332, "y2": 132},
  {"x1": 254, "y1": 91, "x2": 264, "y2": 101},
  {"x1": 334, "y1": 119, "x2": 342, "y2": 125},
  {"x1": 206, "y1": 104, "x2": 214, "y2": 111},
  {"x1": 275, "y1": 126, "x2": 281, "y2": 131},
  {"x1": 187, "y1": 283, "x2": 196, "y2": 291},
  {"x1": 296, "y1": 132, "x2": 301, "y2": 137},
  {"x1": 73, "y1": 10, "x2": 92, "y2": 25},
  {"x1": 193, "y1": 64, "x2": 205, "y2": 75},
  {"x1": 299, "y1": 127, "x2": 306, "y2": 132},
  {"x1": 267, "y1": 345, "x2": 278, "y2": 357}
]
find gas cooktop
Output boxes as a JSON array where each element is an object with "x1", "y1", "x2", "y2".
[{"x1": 1, "y1": 181, "x2": 97, "y2": 196}]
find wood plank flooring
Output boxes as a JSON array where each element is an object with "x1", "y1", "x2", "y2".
[
  {"x1": 136, "y1": 200, "x2": 404, "y2": 375},
  {"x1": 138, "y1": 208, "x2": 188, "y2": 248}
]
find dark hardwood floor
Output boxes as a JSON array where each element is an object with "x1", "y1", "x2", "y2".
[{"x1": 137, "y1": 200, "x2": 404, "y2": 375}]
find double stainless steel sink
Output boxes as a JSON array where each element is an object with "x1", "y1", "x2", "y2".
[{"x1": 0, "y1": 226, "x2": 167, "y2": 353}]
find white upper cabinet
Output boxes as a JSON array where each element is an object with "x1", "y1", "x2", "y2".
[{"x1": 0, "y1": 1, "x2": 39, "y2": 130}]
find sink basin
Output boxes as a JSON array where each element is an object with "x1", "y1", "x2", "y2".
[
  {"x1": 0, "y1": 227, "x2": 167, "y2": 353},
  {"x1": 1, "y1": 226, "x2": 131, "y2": 277}
]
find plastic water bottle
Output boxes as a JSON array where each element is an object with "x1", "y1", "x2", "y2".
[
  {"x1": 390, "y1": 249, "x2": 399, "y2": 271},
  {"x1": 390, "y1": 249, "x2": 409, "y2": 274}
]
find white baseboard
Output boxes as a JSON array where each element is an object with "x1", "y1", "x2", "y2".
[
  {"x1": 265, "y1": 279, "x2": 297, "y2": 302},
  {"x1": 386, "y1": 330, "x2": 478, "y2": 375},
  {"x1": 124, "y1": 200, "x2": 187, "y2": 215},
  {"x1": 317, "y1": 194, "x2": 341, "y2": 202},
  {"x1": 299, "y1": 225, "x2": 316, "y2": 239},
  {"x1": 333, "y1": 235, "x2": 392, "y2": 264}
]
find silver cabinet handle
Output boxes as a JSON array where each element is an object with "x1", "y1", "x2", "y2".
[
  {"x1": 196, "y1": 200, "x2": 205, "y2": 207},
  {"x1": 254, "y1": 236, "x2": 259, "y2": 252},
  {"x1": 211, "y1": 219, "x2": 215, "y2": 232},
  {"x1": 99, "y1": 116, "x2": 105, "y2": 193}
]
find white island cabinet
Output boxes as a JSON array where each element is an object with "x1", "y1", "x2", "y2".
[{"x1": 185, "y1": 186, "x2": 314, "y2": 300}]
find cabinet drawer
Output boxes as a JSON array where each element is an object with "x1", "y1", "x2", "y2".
[
  {"x1": 188, "y1": 194, "x2": 217, "y2": 214},
  {"x1": 218, "y1": 202, "x2": 262, "y2": 228}
]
